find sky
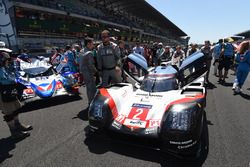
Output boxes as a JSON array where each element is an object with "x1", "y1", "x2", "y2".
[{"x1": 146, "y1": 0, "x2": 250, "y2": 44}]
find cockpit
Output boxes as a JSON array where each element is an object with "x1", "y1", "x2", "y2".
[{"x1": 140, "y1": 66, "x2": 178, "y2": 92}]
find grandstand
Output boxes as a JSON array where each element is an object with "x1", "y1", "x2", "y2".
[
  {"x1": 236, "y1": 30, "x2": 250, "y2": 40},
  {"x1": 0, "y1": 0, "x2": 188, "y2": 52}
]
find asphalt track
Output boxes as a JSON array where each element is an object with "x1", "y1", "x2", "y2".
[{"x1": 1, "y1": 69, "x2": 250, "y2": 167}]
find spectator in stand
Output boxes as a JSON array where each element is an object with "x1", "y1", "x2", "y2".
[
  {"x1": 201, "y1": 40, "x2": 213, "y2": 84},
  {"x1": 212, "y1": 39, "x2": 223, "y2": 76},
  {"x1": 218, "y1": 39, "x2": 235, "y2": 83},
  {"x1": 232, "y1": 41, "x2": 250, "y2": 93},
  {"x1": 172, "y1": 45, "x2": 185, "y2": 69}
]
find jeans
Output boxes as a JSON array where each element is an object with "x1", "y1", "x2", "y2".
[{"x1": 236, "y1": 70, "x2": 249, "y2": 88}]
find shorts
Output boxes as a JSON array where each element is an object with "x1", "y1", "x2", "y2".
[{"x1": 218, "y1": 57, "x2": 232, "y2": 71}]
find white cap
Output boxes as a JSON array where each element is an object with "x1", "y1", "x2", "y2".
[{"x1": 158, "y1": 42, "x2": 163, "y2": 46}]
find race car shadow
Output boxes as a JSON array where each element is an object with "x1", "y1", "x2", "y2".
[
  {"x1": 206, "y1": 82, "x2": 217, "y2": 89},
  {"x1": 84, "y1": 117, "x2": 209, "y2": 167},
  {"x1": 19, "y1": 95, "x2": 82, "y2": 113},
  {"x1": 75, "y1": 107, "x2": 89, "y2": 121}
]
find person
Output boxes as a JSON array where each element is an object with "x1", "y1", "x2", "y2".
[
  {"x1": 17, "y1": 49, "x2": 31, "y2": 63},
  {"x1": 79, "y1": 38, "x2": 97, "y2": 104},
  {"x1": 133, "y1": 42, "x2": 144, "y2": 56},
  {"x1": 51, "y1": 48, "x2": 63, "y2": 65},
  {"x1": 160, "y1": 46, "x2": 173, "y2": 63},
  {"x1": 218, "y1": 39, "x2": 235, "y2": 83},
  {"x1": 156, "y1": 43, "x2": 165, "y2": 65},
  {"x1": 62, "y1": 45, "x2": 77, "y2": 72},
  {"x1": 232, "y1": 41, "x2": 250, "y2": 93},
  {"x1": 151, "y1": 42, "x2": 158, "y2": 66},
  {"x1": 201, "y1": 40, "x2": 213, "y2": 83},
  {"x1": 118, "y1": 40, "x2": 129, "y2": 82},
  {"x1": 97, "y1": 30, "x2": 122, "y2": 87},
  {"x1": 0, "y1": 52, "x2": 32, "y2": 140},
  {"x1": 187, "y1": 43, "x2": 199, "y2": 57},
  {"x1": 72, "y1": 44, "x2": 82, "y2": 70},
  {"x1": 171, "y1": 46, "x2": 185, "y2": 69},
  {"x1": 212, "y1": 39, "x2": 223, "y2": 76}
]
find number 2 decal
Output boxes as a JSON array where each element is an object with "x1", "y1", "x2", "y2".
[
  {"x1": 133, "y1": 109, "x2": 144, "y2": 120},
  {"x1": 128, "y1": 108, "x2": 149, "y2": 120}
]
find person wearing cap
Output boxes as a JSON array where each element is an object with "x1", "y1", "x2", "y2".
[
  {"x1": 79, "y1": 38, "x2": 97, "y2": 104},
  {"x1": 201, "y1": 41, "x2": 213, "y2": 84},
  {"x1": 97, "y1": 30, "x2": 122, "y2": 87},
  {"x1": 0, "y1": 52, "x2": 32, "y2": 140}
]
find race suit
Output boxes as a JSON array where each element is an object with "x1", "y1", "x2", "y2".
[
  {"x1": 79, "y1": 48, "x2": 97, "y2": 104},
  {"x1": 97, "y1": 42, "x2": 121, "y2": 87}
]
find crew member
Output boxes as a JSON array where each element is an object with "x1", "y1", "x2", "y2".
[
  {"x1": 97, "y1": 30, "x2": 121, "y2": 87},
  {"x1": 79, "y1": 38, "x2": 97, "y2": 104}
]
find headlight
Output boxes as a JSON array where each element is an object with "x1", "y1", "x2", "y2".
[
  {"x1": 166, "y1": 103, "x2": 198, "y2": 131},
  {"x1": 93, "y1": 102, "x2": 103, "y2": 119},
  {"x1": 169, "y1": 109, "x2": 190, "y2": 131}
]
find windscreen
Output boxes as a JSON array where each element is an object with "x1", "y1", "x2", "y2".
[{"x1": 140, "y1": 76, "x2": 178, "y2": 92}]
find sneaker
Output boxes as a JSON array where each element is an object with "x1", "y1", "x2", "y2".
[
  {"x1": 232, "y1": 83, "x2": 237, "y2": 90},
  {"x1": 234, "y1": 86, "x2": 241, "y2": 94}
]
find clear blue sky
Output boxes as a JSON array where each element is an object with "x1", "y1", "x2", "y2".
[{"x1": 146, "y1": 0, "x2": 250, "y2": 44}]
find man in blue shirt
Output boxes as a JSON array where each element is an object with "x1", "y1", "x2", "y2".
[{"x1": 212, "y1": 39, "x2": 223, "y2": 76}]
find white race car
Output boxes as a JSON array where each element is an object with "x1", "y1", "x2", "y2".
[{"x1": 88, "y1": 52, "x2": 208, "y2": 158}]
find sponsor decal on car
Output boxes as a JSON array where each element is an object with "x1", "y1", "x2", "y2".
[
  {"x1": 149, "y1": 120, "x2": 161, "y2": 127},
  {"x1": 112, "y1": 121, "x2": 122, "y2": 130},
  {"x1": 145, "y1": 127, "x2": 157, "y2": 134},
  {"x1": 170, "y1": 140, "x2": 197, "y2": 149},
  {"x1": 124, "y1": 119, "x2": 147, "y2": 128},
  {"x1": 115, "y1": 115, "x2": 126, "y2": 123},
  {"x1": 132, "y1": 103, "x2": 152, "y2": 109}
]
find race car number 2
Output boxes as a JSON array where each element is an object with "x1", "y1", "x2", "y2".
[{"x1": 128, "y1": 108, "x2": 149, "y2": 120}]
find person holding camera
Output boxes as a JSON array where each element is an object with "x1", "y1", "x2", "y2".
[{"x1": 0, "y1": 52, "x2": 32, "y2": 140}]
